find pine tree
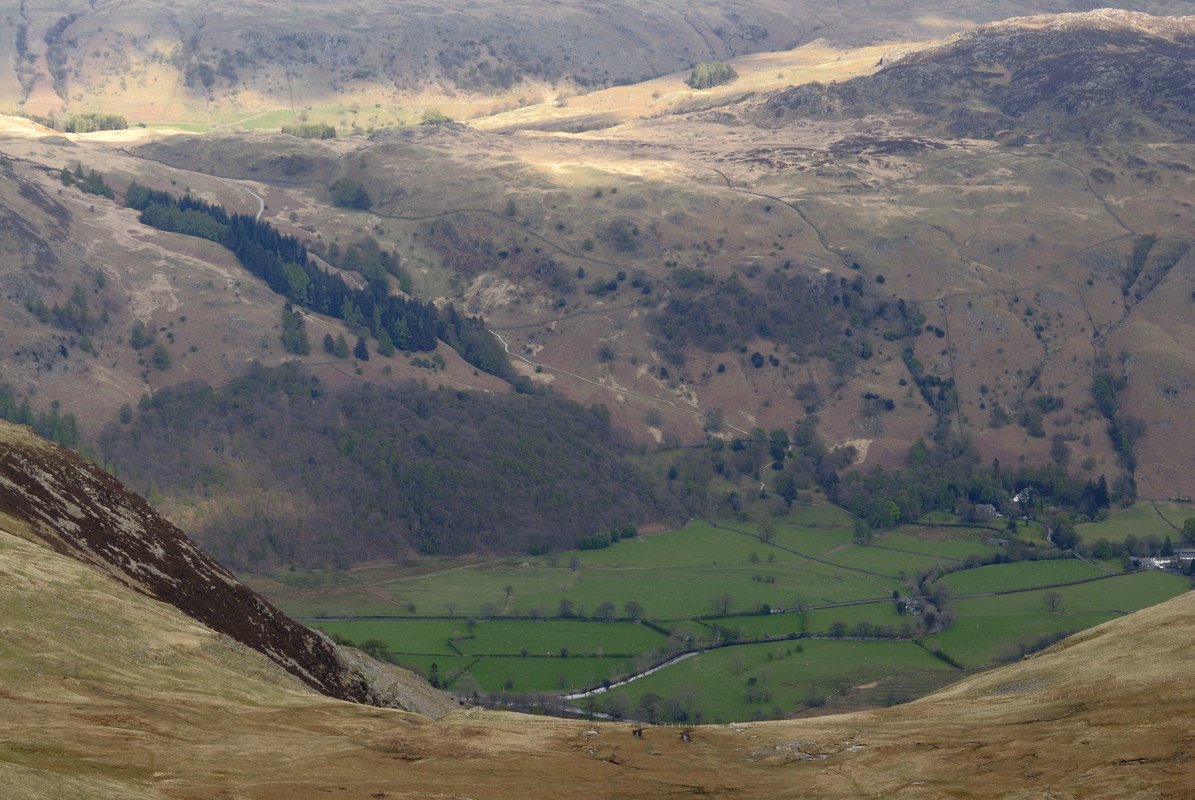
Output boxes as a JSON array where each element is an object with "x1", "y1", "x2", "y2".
[
  {"x1": 353, "y1": 335, "x2": 370, "y2": 361},
  {"x1": 377, "y1": 329, "x2": 396, "y2": 357},
  {"x1": 280, "y1": 306, "x2": 311, "y2": 355}
]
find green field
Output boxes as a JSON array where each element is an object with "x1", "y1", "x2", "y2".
[
  {"x1": 804, "y1": 601, "x2": 910, "y2": 634},
  {"x1": 943, "y1": 559, "x2": 1107, "y2": 595},
  {"x1": 314, "y1": 618, "x2": 463, "y2": 654},
  {"x1": 608, "y1": 638, "x2": 955, "y2": 723},
  {"x1": 258, "y1": 509, "x2": 1192, "y2": 722},
  {"x1": 703, "y1": 612, "x2": 807, "y2": 640},
  {"x1": 924, "y1": 571, "x2": 1189, "y2": 666},
  {"x1": 880, "y1": 530, "x2": 998, "y2": 559},
  {"x1": 315, "y1": 618, "x2": 668, "y2": 658},
  {"x1": 827, "y1": 544, "x2": 951, "y2": 578},
  {"x1": 1076, "y1": 501, "x2": 1191, "y2": 544},
  {"x1": 459, "y1": 620, "x2": 667, "y2": 657}
]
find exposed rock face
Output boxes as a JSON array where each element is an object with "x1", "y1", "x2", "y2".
[
  {"x1": 0, "y1": 420, "x2": 382, "y2": 705},
  {"x1": 764, "y1": 10, "x2": 1195, "y2": 141}
]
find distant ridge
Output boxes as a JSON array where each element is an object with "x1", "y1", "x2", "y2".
[
  {"x1": 9, "y1": 1, "x2": 1195, "y2": 118},
  {"x1": 763, "y1": 9, "x2": 1195, "y2": 141}
]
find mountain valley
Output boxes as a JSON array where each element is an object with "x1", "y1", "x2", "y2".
[
  {"x1": 2, "y1": 418, "x2": 1194, "y2": 798},
  {"x1": 1, "y1": 2, "x2": 1195, "y2": 796}
]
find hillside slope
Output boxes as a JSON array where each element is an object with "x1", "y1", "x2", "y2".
[
  {"x1": 6, "y1": 1, "x2": 1193, "y2": 119},
  {"x1": 0, "y1": 419, "x2": 453, "y2": 714},
  {"x1": 4, "y1": 8, "x2": 1195, "y2": 555},
  {"x1": 0, "y1": 422, "x2": 1192, "y2": 797},
  {"x1": 763, "y1": 9, "x2": 1195, "y2": 142}
]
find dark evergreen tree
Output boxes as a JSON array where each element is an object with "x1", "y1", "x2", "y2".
[
  {"x1": 280, "y1": 305, "x2": 311, "y2": 355},
  {"x1": 377, "y1": 330, "x2": 396, "y2": 357}
]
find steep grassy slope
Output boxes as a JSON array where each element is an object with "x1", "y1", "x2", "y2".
[
  {"x1": 1, "y1": 426, "x2": 1192, "y2": 798},
  {"x1": 0, "y1": 418, "x2": 454, "y2": 713}
]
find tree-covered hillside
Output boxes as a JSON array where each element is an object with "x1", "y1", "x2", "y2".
[{"x1": 98, "y1": 363, "x2": 684, "y2": 569}]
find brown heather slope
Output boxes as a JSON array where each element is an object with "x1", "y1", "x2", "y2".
[
  {"x1": 1, "y1": 422, "x2": 1193, "y2": 798},
  {"x1": 5, "y1": 9, "x2": 1195, "y2": 522},
  {"x1": 0, "y1": 122, "x2": 509, "y2": 436},
  {"x1": 0, "y1": 418, "x2": 454, "y2": 715},
  {"x1": 458, "y1": 10, "x2": 1195, "y2": 497}
]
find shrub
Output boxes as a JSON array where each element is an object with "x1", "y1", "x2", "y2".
[
  {"x1": 281, "y1": 122, "x2": 336, "y2": 139},
  {"x1": 331, "y1": 179, "x2": 371, "y2": 210},
  {"x1": 688, "y1": 61, "x2": 738, "y2": 89}
]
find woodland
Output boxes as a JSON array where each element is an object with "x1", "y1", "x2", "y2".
[
  {"x1": 95, "y1": 363, "x2": 680, "y2": 568},
  {"x1": 77, "y1": 360, "x2": 1154, "y2": 572}
]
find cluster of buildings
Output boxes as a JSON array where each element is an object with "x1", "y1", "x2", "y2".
[{"x1": 1132, "y1": 550, "x2": 1195, "y2": 573}]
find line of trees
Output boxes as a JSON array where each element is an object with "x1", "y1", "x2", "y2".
[
  {"x1": 123, "y1": 182, "x2": 510, "y2": 377},
  {"x1": 27, "y1": 112, "x2": 128, "y2": 133},
  {"x1": 0, "y1": 385, "x2": 82, "y2": 451},
  {"x1": 577, "y1": 523, "x2": 638, "y2": 550},
  {"x1": 281, "y1": 122, "x2": 336, "y2": 139},
  {"x1": 1091, "y1": 367, "x2": 1143, "y2": 502}
]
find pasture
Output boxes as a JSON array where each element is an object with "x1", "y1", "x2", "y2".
[
  {"x1": 260, "y1": 508, "x2": 1193, "y2": 722},
  {"x1": 943, "y1": 559, "x2": 1109, "y2": 595},
  {"x1": 611, "y1": 638, "x2": 955, "y2": 724},
  {"x1": 1076, "y1": 501, "x2": 1191, "y2": 544},
  {"x1": 924, "y1": 570, "x2": 1189, "y2": 666}
]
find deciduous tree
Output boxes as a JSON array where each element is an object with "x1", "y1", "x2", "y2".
[{"x1": 1043, "y1": 590, "x2": 1064, "y2": 613}]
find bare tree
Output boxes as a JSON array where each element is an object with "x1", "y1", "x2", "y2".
[
  {"x1": 709, "y1": 594, "x2": 733, "y2": 615},
  {"x1": 1042, "y1": 590, "x2": 1064, "y2": 613}
]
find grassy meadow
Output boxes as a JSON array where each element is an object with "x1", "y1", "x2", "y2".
[
  {"x1": 611, "y1": 638, "x2": 956, "y2": 723},
  {"x1": 255, "y1": 506, "x2": 1192, "y2": 723}
]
